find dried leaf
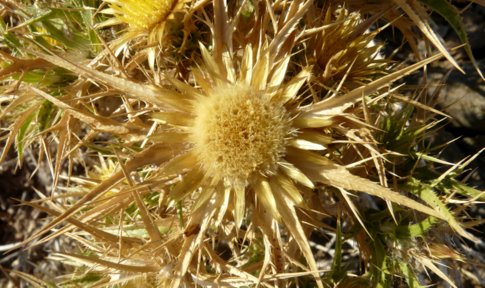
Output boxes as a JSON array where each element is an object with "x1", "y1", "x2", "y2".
[{"x1": 317, "y1": 166, "x2": 445, "y2": 220}]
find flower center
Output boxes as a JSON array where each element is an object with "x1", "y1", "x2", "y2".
[
  {"x1": 118, "y1": 0, "x2": 177, "y2": 31},
  {"x1": 191, "y1": 84, "x2": 290, "y2": 185}
]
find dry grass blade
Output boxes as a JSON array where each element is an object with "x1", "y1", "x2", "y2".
[
  {"x1": 259, "y1": 231, "x2": 276, "y2": 286},
  {"x1": 434, "y1": 148, "x2": 485, "y2": 185},
  {"x1": 49, "y1": 115, "x2": 76, "y2": 189},
  {"x1": 202, "y1": 242, "x2": 262, "y2": 285},
  {"x1": 53, "y1": 252, "x2": 159, "y2": 273},
  {"x1": 391, "y1": 94, "x2": 450, "y2": 118},
  {"x1": 415, "y1": 255, "x2": 458, "y2": 288}
]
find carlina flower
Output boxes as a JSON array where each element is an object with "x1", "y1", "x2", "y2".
[
  {"x1": 99, "y1": 0, "x2": 189, "y2": 66},
  {"x1": 190, "y1": 82, "x2": 291, "y2": 187},
  {"x1": 306, "y1": 7, "x2": 387, "y2": 90},
  {"x1": 145, "y1": 47, "x2": 446, "y2": 288},
  {"x1": 155, "y1": 42, "x2": 328, "y2": 286}
]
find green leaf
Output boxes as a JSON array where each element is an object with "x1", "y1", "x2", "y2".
[
  {"x1": 0, "y1": 18, "x2": 22, "y2": 52},
  {"x1": 395, "y1": 216, "x2": 437, "y2": 239},
  {"x1": 440, "y1": 178, "x2": 485, "y2": 200},
  {"x1": 11, "y1": 69, "x2": 63, "y2": 86},
  {"x1": 37, "y1": 100, "x2": 55, "y2": 131},
  {"x1": 408, "y1": 178, "x2": 478, "y2": 241},
  {"x1": 65, "y1": 272, "x2": 103, "y2": 285},
  {"x1": 330, "y1": 215, "x2": 344, "y2": 282},
  {"x1": 176, "y1": 201, "x2": 185, "y2": 227},
  {"x1": 39, "y1": 19, "x2": 90, "y2": 50},
  {"x1": 372, "y1": 238, "x2": 390, "y2": 288},
  {"x1": 15, "y1": 111, "x2": 36, "y2": 161},
  {"x1": 241, "y1": 0, "x2": 256, "y2": 19},
  {"x1": 398, "y1": 261, "x2": 425, "y2": 288}
]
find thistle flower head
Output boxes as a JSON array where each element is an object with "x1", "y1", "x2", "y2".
[
  {"x1": 149, "y1": 43, "x2": 315, "y2": 216},
  {"x1": 147, "y1": 43, "x2": 331, "y2": 285},
  {"x1": 114, "y1": 0, "x2": 176, "y2": 30},
  {"x1": 101, "y1": 0, "x2": 186, "y2": 45},
  {"x1": 307, "y1": 7, "x2": 387, "y2": 90},
  {"x1": 191, "y1": 83, "x2": 291, "y2": 185}
]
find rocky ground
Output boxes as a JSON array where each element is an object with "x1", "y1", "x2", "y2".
[{"x1": 0, "y1": 149, "x2": 69, "y2": 287}]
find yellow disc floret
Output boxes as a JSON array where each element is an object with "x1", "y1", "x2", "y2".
[
  {"x1": 113, "y1": 0, "x2": 177, "y2": 31},
  {"x1": 191, "y1": 84, "x2": 290, "y2": 185}
]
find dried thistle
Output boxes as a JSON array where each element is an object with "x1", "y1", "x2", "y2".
[
  {"x1": 0, "y1": 1, "x2": 483, "y2": 287},
  {"x1": 305, "y1": 7, "x2": 388, "y2": 91},
  {"x1": 99, "y1": 0, "x2": 193, "y2": 67}
]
